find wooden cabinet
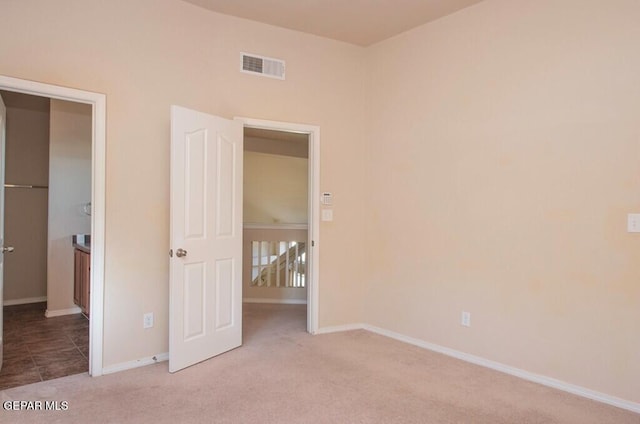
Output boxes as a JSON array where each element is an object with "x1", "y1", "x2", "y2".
[
  {"x1": 74, "y1": 248, "x2": 90, "y2": 317},
  {"x1": 73, "y1": 249, "x2": 82, "y2": 306}
]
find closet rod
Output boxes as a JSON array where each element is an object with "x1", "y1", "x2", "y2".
[{"x1": 4, "y1": 184, "x2": 49, "y2": 189}]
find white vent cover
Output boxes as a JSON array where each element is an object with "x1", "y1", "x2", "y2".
[{"x1": 241, "y1": 53, "x2": 285, "y2": 80}]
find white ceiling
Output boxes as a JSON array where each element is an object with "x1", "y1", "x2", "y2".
[{"x1": 180, "y1": 0, "x2": 485, "y2": 46}]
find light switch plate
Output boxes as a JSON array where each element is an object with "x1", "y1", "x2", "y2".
[
  {"x1": 461, "y1": 311, "x2": 471, "y2": 327},
  {"x1": 143, "y1": 312, "x2": 154, "y2": 329},
  {"x1": 627, "y1": 214, "x2": 640, "y2": 233},
  {"x1": 321, "y1": 209, "x2": 333, "y2": 221}
]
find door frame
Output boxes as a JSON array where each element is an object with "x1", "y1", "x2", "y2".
[
  {"x1": 235, "y1": 117, "x2": 320, "y2": 334},
  {"x1": 0, "y1": 75, "x2": 106, "y2": 376}
]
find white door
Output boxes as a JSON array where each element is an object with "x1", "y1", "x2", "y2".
[
  {"x1": 0, "y1": 94, "x2": 6, "y2": 371},
  {"x1": 169, "y1": 106, "x2": 243, "y2": 373}
]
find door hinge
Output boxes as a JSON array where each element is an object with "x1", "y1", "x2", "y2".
[
  {"x1": 311, "y1": 240, "x2": 315, "y2": 247},
  {"x1": 169, "y1": 249, "x2": 173, "y2": 258}
]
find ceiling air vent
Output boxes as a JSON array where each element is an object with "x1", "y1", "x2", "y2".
[{"x1": 241, "y1": 53, "x2": 285, "y2": 80}]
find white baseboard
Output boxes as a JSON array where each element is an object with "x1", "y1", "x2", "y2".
[
  {"x1": 243, "y1": 298, "x2": 307, "y2": 305},
  {"x1": 102, "y1": 352, "x2": 169, "y2": 375},
  {"x1": 45, "y1": 306, "x2": 82, "y2": 317},
  {"x1": 363, "y1": 324, "x2": 640, "y2": 414},
  {"x1": 315, "y1": 323, "x2": 365, "y2": 334},
  {"x1": 4, "y1": 296, "x2": 47, "y2": 306}
]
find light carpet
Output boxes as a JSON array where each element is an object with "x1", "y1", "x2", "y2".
[{"x1": 1, "y1": 304, "x2": 637, "y2": 423}]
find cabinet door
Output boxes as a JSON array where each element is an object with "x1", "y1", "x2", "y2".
[
  {"x1": 74, "y1": 249, "x2": 82, "y2": 307},
  {"x1": 83, "y1": 252, "x2": 90, "y2": 317}
]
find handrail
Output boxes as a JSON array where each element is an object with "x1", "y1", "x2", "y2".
[
  {"x1": 251, "y1": 240, "x2": 306, "y2": 288},
  {"x1": 4, "y1": 184, "x2": 49, "y2": 189}
]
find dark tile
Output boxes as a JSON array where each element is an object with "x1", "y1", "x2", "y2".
[
  {"x1": 2, "y1": 341, "x2": 31, "y2": 361},
  {"x1": 48, "y1": 314, "x2": 85, "y2": 326},
  {"x1": 0, "y1": 355, "x2": 36, "y2": 376},
  {"x1": 1, "y1": 303, "x2": 89, "y2": 389},
  {"x1": 68, "y1": 329, "x2": 89, "y2": 347},
  {"x1": 31, "y1": 342, "x2": 89, "y2": 367},
  {"x1": 4, "y1": 302, "x2": 46, "y2": 314},
  {"x1": 62, "y1": 313, "x2": 88, "y2": 323},
  {"x1": 0, "y1": 368, "x2": 41, "y2": 390},
  {"x1": 62, "y1": 322, "x2": 89, "y2": 336},
  {"x1": 77, "y1": 345, "x2": 89, "y2": 359},
  {"x1": 38, "y1": 357, "x2": 88, "y2": 381},
  {"x1": 30, "y1": 344, "x2": 85, "y2": 363},
  {"x1": 3, "y1": 327, "x2": 22, "y2": 340},
  {"x1": 5, "y1": 328, "x2": 25, "y2": 338},
  {"x1": 68, "y1": 322, "x2": 88, "y2": 331},
  {"x1": 20, "y1": 320, "x2": 66, "y2": 332},
  {"x1": 21, "y1": 328, "x2": 69, "y2": 345},
  {"x1": 3, "y1": 303, "x2": 47, "y2": 326}
]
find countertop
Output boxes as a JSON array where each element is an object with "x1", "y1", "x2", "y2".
[{"x1": 72, "y1": 234, "x2": 91, "y2": 254}]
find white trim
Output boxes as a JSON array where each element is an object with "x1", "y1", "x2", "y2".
[
  {"x1": 363, "y1": 324, "x2": 640, "y2": 414},
  {"x1": 243, "y1": 223, "x2": 308, "y2": 230},
  {"x1": 316, "y1": 323, "x2": 365, "y2": 334},
  {"x1": 235, "y1": 117, "x2": 320, "y2": 335},
  {"x1": 45, "y1": 306, "x2": 82, "y2": 318},
  {"x1": 243, "y1": 298, "x2": 307, "y2": 305},
  {"x1": 0, "y1": 74, "x2": 107, "y2": 378},
  {"x1": 102, "y1": 352, "x2": 169, "y2": 375},
  {"x1": 89, "y1": 83, "x2": 106, "y2": 378},
  {"x1": 3, "y1": 296, "x2": 47, "y2": 306}
]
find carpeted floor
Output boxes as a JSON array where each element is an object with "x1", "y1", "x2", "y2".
[{"x1": 1, "y1": 303, "x2": 637, "y2": 423}]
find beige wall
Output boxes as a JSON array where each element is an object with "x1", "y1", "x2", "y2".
[
  {"x1": 243, "y1": 228, "x2": 307, "y2": 302},
  {"x1": 365, "y1": 0, "x2": 640, "y2": 403},
  {"x1": 0, "y1": 91, "x2": 49, "y2": 303},
  {"x1": 244, "y1": 151, "x2": 308, "y2": 224},
  {"x1": 47, "y1": 99, "x2": 92, "y2": 313},
  {"x1": 0, "y1": 0, "x2": 366, "y2": 366}
]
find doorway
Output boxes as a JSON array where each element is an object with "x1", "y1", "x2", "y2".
[
  {"x1": 0, "y1": 91, "x2": 92, "y2": 388},
  {"x1": 242, "y1": 127, "x2": 309, "y2": 337},
  {"x1": 0, "y1": 75, "x2": 107, "y2": 379},
  {"x1": 237, "y1": 118, "x2": 320, "y2": 335}
]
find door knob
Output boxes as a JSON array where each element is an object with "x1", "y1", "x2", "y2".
[
  {"x1": 176, "y1": 248, "x2": 187, "y2": 258},
  {"x1": 1, "y1": 246, "x2": 14, "y2": 253}
]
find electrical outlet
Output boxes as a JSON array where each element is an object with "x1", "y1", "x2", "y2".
[
  {"x1": 143, "y1": 312, "x2": 154, "y2": 329},
  {"x1": 461, "y1": 311, "x2": 471, "y2": 327}
]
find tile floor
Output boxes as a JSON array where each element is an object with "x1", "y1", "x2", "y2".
[{"x1": 0, "y1": 302, "x2": 88, "y2": 390}]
